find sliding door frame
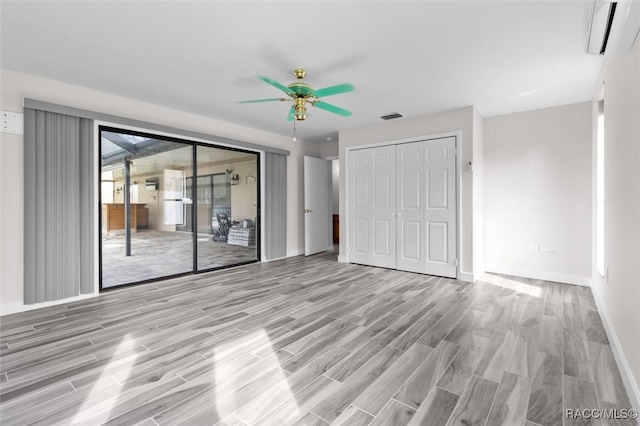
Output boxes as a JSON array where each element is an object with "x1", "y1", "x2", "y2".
[{"x1": 98, "y1": 124, "x2": 261, "y2": 291}]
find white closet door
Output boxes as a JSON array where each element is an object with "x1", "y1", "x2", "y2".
[
  {"x1": 396, "y1": 142, "x2": 424, "y2": 273},
  {"x1": 424, "y1": 137, "x2": 457, "y2": 278},
  {"x1": 349, "y1": 145, "x2": 397, "y2": 268},
  {"x1": 349, "y1": 148, "x2": 372, "y2": 265},
  {"x1": 370, "y1": 145, "x2": 397, "y2": 268}
]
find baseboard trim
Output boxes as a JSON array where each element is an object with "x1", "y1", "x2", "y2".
[
  {"x1": 337, "y1": 254, "x2": 348, "y2": 263},
  {"x1": 286, "y1": 249, "x2": 304, "y2": 257},
  {"x1": 484, "y1": 265, "x2": 591, "y2": 287},
  {"x1": 0, "y1": 292, "x2": 98, "y2": 317},
  {"x1": 261, "y1": 256, "x2": 286, "y2": 263},
  {"x1": 590, "y1": 282, "x2": 640, "y2": 412},
  {"x1": 459, "y1": 272, "x2": 475, "y2": 283}
]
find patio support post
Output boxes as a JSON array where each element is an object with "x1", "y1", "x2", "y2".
[{"x1": 124, "y1": 158, "x2": 131, "y2": 256}]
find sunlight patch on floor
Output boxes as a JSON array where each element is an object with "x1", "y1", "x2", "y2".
[
  {"x1": 501, "y1": 277, "x2": 544, "y2": 298},
  {"x1": 213, "y1": 329, "x2": 297, "y2": 423},
  {"x1": 71, "y1": 334, "x2": 139, "y2": 425}
]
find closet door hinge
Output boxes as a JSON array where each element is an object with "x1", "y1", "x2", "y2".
[{"x1": 454, "y1": 259, "x2": 459, "y2": 267}]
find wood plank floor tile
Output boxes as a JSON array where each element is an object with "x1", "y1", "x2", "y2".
[
  {"x1": 253, "y1": 376, "x2": 341, "y2": 426},
  {"x1": 563, "y1": 302, "x2": 585, "y2": 331},
  {"x1": 327, "y1": 328, "x2": 400, "y2": 382},
  {"x1": 291, "y1": 412, "x2": 329, "y2": 426},
  {"x1": 167, "y1": 366, "x2": 290, "y2": 425},
  {"x1": 527, "y1": 353, "x2": 563, "y2": 426},
  {"x1": 352, "y1": 343, "x2": 432, "y2": 416},
  {"x1": 214, "y1": 413, "x2": 251, "y2": 426},
  {"x1": 564, "y1": 327, "x2": 593, "y2": 381},
  {"x1": 445, "y1": 374, "x2": 499, "y2": 426},
  {"x1": 328, "y1": 404, "x2": 374, "y2": 426},
  {"x1": 369, "y1": 399, "x2": 416, "y2": 426},
  {"x1": 416, "y1": 299, "x2": 474, "y2": 348},
  {"x1": 486, "y1": 371, "x2": 531, "y2": 426},
  {"x1": 234, "y1": 346, "x2": 348, "y2": 425},
  {"x1": 539, "y1": 314, "x2": 563, "y2": 356},
  {"x1": 437, "y1": 334, "x2": 490, "y2": 395},
  {"x1": 583, "y1": 309, "x2": 609, "y2": 344},
  {"x1": 443, "y1": 308, "x2": 486, "y2": 345},
  {"x1": 505, "y1": 326, "x2": 541, "y2": 378},
  {"x1": 563, "y1": 374, "x2": 602, "y2": 426},
  {"x1": 407, "y1": 386, "x2": 460, "y2": 426},
  {"x1": 394, "y1": 340, "x2": 460, "y2": 409},
  {"x1": 389, "y1": 300, "x2": 456, "y2": 351},
  {"x1": 311, "y1": 346, "x2": 403, "y2": 422},
  {"x1": 588, "y1": 341, "x2": 632, "y2": 408},
  {"x1": 473, "y1": 328, "x2": 515, "y2": 383}
]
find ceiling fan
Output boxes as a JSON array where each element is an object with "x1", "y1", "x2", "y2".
[{"x1": 238, "y1": 69, "x2": 354, "y2": 121}]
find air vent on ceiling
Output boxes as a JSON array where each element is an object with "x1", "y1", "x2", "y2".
[{"x1": 381, "y1": 112, "x2": 404, "y2": 120}]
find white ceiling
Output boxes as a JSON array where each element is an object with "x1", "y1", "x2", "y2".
[{"x1": 1, "y1": 1, "x2": 603, "y2": 143}]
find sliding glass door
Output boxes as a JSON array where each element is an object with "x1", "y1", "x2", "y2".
[
  {"x1": 100, "y1": 127, "x2": 259, "y2": 289},
  {"x1": 197, "y1": 145, "x2": 258, "y2": 271}
]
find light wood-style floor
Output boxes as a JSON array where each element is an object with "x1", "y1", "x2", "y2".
[{"x1": 0, "y1": 253, "x2": 635, "y2": 426}]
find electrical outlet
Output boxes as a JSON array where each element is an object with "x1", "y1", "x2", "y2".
[{"x1": 530, "y1": 242, "x2": 539, "y2": 253}]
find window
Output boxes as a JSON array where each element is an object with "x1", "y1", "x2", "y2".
[{"x1": 596, "y1": 100, "x2": 605, "y2": 276}]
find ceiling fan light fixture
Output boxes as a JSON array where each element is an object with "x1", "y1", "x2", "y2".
[{"x1": 294, "y1": 98, "x2": 308, "y2": 121}]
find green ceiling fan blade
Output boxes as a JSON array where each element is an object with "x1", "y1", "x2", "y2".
[
  {"x1": 286, "y1": 106, "x2": 295, "y2": 121},
  {"x1": 258, "y1": 75, "x2": 294, "y2": 95},
  {"x1": 237, "y1": 98, "x2": 287, "y2": 104},
  {"x1": 313, "y1": 101, "x2": 352, "y2": 117},
  {"x1": 312, "y1": 83, "x2": 355, "y2": 98}
]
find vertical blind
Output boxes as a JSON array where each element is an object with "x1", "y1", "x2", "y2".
[
  {"x1": 23, "y1": 108, "x2": 94, "y2": 304},
  {"x1": 264, "y1": 152, "x2": 287, "y2": 260}
]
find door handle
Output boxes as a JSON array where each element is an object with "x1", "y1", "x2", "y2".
[{"x1": 304, "y1": 208, "x2": 312, "y2": 213}]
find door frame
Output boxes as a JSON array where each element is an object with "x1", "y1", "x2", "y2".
[
  {"x1": 303, "y1": 155, "x2": 332, "y2": 256},
  {"x1": 344, "y1": 131, "x2": 462, "y2": 280}
]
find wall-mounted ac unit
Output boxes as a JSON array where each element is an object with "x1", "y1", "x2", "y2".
[{"x1": 584, "y1": 0, "x2": 640, "y2": 55}]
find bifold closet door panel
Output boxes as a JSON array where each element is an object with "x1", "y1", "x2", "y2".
[
  {"x1": 348, "y1": 146, "x2": 397, "y2": 268},
  {"x1": 396, "y1": 142, "x2": 424, "y2": 273},
  {"x1": 370, "y1": 145, "x2": 397, "y2": 268},
  {"x1": 349, "y1": 148, "x2": 373, "y2": 265},
  {"x1": 424, "y1": 137, "x2": 457, "y2": 278}
]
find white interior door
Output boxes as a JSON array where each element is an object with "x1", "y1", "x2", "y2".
[
  {"x1": 396, "y1": 142, "x2": 424, "y2": 273},
  {"x1": 304, "y1": 156, "x2": 330, "y2": 256},
  {"x1": 424, "y1": 137, "x2": 457, "y2": 277}
]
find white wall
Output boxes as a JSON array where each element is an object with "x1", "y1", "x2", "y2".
[
  {"x1": 484, "y1": 102, "x2": 592, "y2": 286},
  {"x1": 338, "y1": 106, "x2": 481, "y2": 278},
  {"x1": 591, "y1": 39, "x2": 640, "y2": 410},
  {"x1": 0, "y1": 69, "x2": 322, "y2": 312},
  {"x1": 472, "y1": 108, "x2": 485, "y2": 277}
]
